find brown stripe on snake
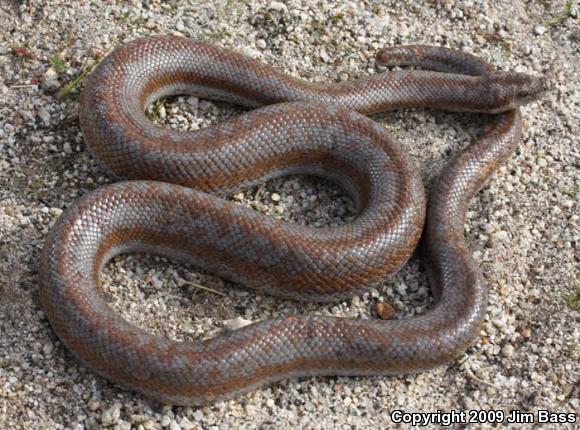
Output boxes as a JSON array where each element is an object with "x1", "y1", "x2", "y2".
[{"x1": 39, "y1": 36, "x2": 548, "y2": 405}]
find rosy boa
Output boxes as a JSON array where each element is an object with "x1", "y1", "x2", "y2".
[{"x1": 39, "y1": 36, "x2": 547, "y2": 405}]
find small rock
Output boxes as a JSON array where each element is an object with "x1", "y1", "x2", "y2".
[
  {"x1": 269, "y1": 1, "x2": 288, "y2": 13},
  {"x1": 49, "y1": 207, "x2": 63, "y2": 217},
  {"x1": 37, "y1": 107, "x2": 51, "y2": 125},
  {"x1": 42, "y1": 68, "x2": 60, "y2": 92},
  {"x1": 187, "y1": 96, "x2": 199, "y2": 109},
  {"x1": 63, "y1": 141, "x2": 73, "y2": 154},
  {"x1": 150, "y1": 275, "x2": 163, "y2": 289},
  {"x1": 88, "y1": 398, "x2": 101, "y2": 411},
  {"x1": 256, "y1": 39, "x2": 267, "y2": 49},
  {"x1": 396, "y1": 283, "x2": 407, "y2": 295},
  {"x1": 42, "y1": 343, "x2": 53, "y2": 356},
  {"x1": 183, "y1": 18, "x2": 197, "y2": 29},
  {"x1": 225, "y1": 316, "x2": 252, "y2": 331},
  {"x1": 533, "y1": 24, "x2": 546, "y2": 35},
  {"x1": 376, "y1": 302, "x2": 396, "y2": 320},
  {"x1": 160, "y1": 415, "x2": 171, "y2": 427},
  {"x1": 239, "y1": 46, "x2": 261, "y2": 58},
  {"x1": 271, "y1": 192, "x2": 281, "y2": 202},
  {"x1": 192, "y1": 410, "x2": 204, "y2": 421},
  {"x1": 502, "y1": 344, "x2": 515, "y2": 357},
  {"x1": 101, "y1": 403, "x2": 121, "y2": 427},
  {"x1": 463, "y1": 396, "x2": 476, "y2": 410},
  {"x1": 492, "y1": 230, "x2": 509, "y2": 242},
  {"x1": 178, "y1": 417, "x2": 194, "y2": 430},
  {"x1": 245, "y1": 403, "x2": 256, "y2": 415}
]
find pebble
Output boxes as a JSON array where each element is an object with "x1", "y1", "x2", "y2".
[
  {"x1": 256, "y1": 39, "x2": 267, "y2": 49},
  {"x1": 49, "y1": 207, "x2": 63, "y2": 217},
  {"x1": 225, "y1": 316, "x2": 252, "y2": 331},
  {"x1": 376, "y1": 302, "x2": 396, "y2": 320},
  {"x1": 101, "y1": 404, "x2": 121, "y2": 427},
  {"x1": 160, "y1": 415, "x2": 171, "y2": 427},
  {"x1": 492, "y1": 230, "x2": 509, "y2": 242},
  {"x1": 63, "y1": 141, "x2": 73, "y2": 154},
  {"x1": 41, "y1": 68, "x2": 60, "y2": 92},
  {"x1": 186, "y1": 96, "x2": 199, "y2": 109},
  {"x1": 502, "y1": 344, "x2": 515, "y2": 357},
  {"x1": 269, "y1": 1, "x2": 288, "y2": 13},
  {"x1": 533, "y1": 24, "x2": 546, "y2": 35},
  {"x1": 178, "y1": 417, "x2": 194, "y2": 430},
  {"x1": 37, "y1": 107, "x2": 50, "y2": 124},
  {"x1": 150, "y1": 275, "x2": 163, "y2": 289},
  {"x1": 88, "y1": 398, "x2": 101, "y2": 411},
  {"x1": 270, "y1": 192, "x2": 281, "y2": 202}
]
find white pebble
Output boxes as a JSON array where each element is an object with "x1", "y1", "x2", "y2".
[
  {"x1": 101, "y1": 403, "x2": 121, "y2": 427},
  {"x1": 225, "y1": 316, "x2": 252, "y2": 331},
  {"x1": 63, "y1": 141, "x2": 73, "y2": 154},
  {"x1": 49, "y1": 207, "x2": 63, "y2": 217},
  {"x1": 42, "y1": 68, "x2": 60, "y2": 92},
  {"x1": 37, "y1": 107, "x2": 51, "y2": 125},
  {"x1": 492, "y1": 231, "x2": 509, "y2": 242},
  {"x1": 269, "y1": 1, "x2": 288, "y2": 13},
  {"x1": 187, "y1": 96, "x2": 199, "y2": 109},
  {"x1": 502, "y1": 344, "x2": 515, "y2": 357},
  {"x1": 533, "y1": 24, "x2": 546, "y2": 35},
  {"x1": 179, "y1": 417, "x2": 194, "y2": 430}
]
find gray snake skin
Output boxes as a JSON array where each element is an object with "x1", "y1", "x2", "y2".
[{"x1": 39, "y1": 36, "x2": 547, "y2": 405}]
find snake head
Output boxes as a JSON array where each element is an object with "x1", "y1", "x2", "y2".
[{"x1": 485, "y1": 72, "x2": 550, "y2": 113}]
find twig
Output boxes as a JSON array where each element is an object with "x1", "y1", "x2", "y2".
[
  {"x1": 57, "y1": 65, "x2": 93, "y2": 99},
  {"x1": 465, "y1": 368, "x2": 500, "y2": 389},
  {"x1": 9, "y1": 84, "x2": 36, "y2": 89},
  {"x1": 178, "y1": 277, "x2": 227, "y2": 297}
]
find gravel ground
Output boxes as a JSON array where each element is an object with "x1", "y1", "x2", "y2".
[{"x1": 0, "y1": 1, "x2": 578, "y2": 429}]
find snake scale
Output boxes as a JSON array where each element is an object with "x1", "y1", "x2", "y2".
[{"x1": 39, "y1": 36, "x2": 547, "y2": 405}]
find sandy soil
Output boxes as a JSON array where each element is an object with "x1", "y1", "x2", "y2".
[{"x1": 0, "y1": 1, "x2": 578, "y2": 429}]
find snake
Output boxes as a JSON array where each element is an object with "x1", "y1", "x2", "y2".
[{"x1": 38, "y1": 36, "x2": 547, "y2": 405}]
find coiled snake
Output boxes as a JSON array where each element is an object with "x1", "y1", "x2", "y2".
[{"x1": 39, "y1": 36, "x2": 547, "y2": 405}]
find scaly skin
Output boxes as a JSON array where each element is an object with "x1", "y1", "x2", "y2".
[{"x1": 39, "y1": 36, "x2": 547, "y2": 405}]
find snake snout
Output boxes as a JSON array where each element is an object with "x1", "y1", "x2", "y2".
[{"x1": 487, "y1": 72, "x2": 549, "y2": 113}]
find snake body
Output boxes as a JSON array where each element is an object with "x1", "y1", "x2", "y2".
[{"x1": 39, "y1": 36, "x2": 547, "y2": 405}]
